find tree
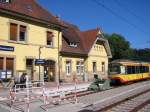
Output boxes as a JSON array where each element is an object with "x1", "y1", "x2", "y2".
[
  {"x1": 133, "y1": 48, "x2": 150, "y2": 62},
  {"x1": 104, "y1": 33, "x2": 134, "y2": 60}
]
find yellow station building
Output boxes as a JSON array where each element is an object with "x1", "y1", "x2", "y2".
[{"x1": 0, "y1": 0, "x2": 112, "y2": 84}]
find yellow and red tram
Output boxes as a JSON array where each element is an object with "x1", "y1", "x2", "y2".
[{"x1": 109, "y1": 60, "x2": 150, "y2": 84}]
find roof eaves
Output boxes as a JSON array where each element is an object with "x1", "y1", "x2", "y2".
[{"x1": 0, "y1": 7, "x2": 66, "y2": 29}]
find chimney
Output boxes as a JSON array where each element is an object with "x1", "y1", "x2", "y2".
[{"x1": 55, "y1": 15, "x2": 61, "y2": 21}]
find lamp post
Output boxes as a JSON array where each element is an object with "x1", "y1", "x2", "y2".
[{"x1": 39, "y1": 46, "x2": 43, "y2": 81}]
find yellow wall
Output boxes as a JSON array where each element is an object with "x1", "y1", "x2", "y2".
[
  {"x1": 87, "y1": 42, "x2": 109, "y2": 79},
  {"x1": 60, "y1": 56, "x2": 85, "y2": 82},
  {"x1": 60, "y1": 39, "x2": 109, "y2": 82},
  {"x1": 0, "y1": 16, "x2": 61, "y2": 81}
]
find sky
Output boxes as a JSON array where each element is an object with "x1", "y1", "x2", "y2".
[{"x1": 37, "y1": 0, "x2": 150, "y2": 49}]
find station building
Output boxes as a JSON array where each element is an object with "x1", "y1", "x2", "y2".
[
  {"x1": 0, "y1": 0, "x2": 112, "y2": 84},
  {"x1": 60, "y1": 24, "x2": 112, "y2": 82}
]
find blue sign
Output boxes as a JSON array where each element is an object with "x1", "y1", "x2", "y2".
[
  {"x1": 35, "y1": 59, "x2": 45, "y2": 64},
  {"x1": 0, "y1": 45, "x2": 14, "y2": 51}
]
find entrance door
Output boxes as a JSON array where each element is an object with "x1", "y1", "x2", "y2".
[
  {"x1": 44, "y1": 60, "x2": 55, "y2": 82},
  {"x1": 26, "y1": 59, "x2": 34, "y2": 80}
]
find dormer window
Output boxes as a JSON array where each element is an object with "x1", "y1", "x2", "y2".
[
  {"x1": 69, "y1": 42, "x2": 77, "y2": 48},
  {"x1": 0, "y1": 0, "x2": 10, "y2": 3},
  {"x1": 27, "y1": 4, "x2": 33, "y2": 12}
]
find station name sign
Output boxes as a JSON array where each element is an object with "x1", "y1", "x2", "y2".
[
  {"x1": 0, "y1": 45, "x2": 14, "y2": 51},
  {"x1": 35, "y1": 59, "x2": 45, "y2": 65}
]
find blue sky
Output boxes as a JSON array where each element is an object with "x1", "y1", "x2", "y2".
[{"x1": 37, "y1": 0, "x2": 150, "y2": 49}]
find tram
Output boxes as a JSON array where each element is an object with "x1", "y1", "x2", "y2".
[{"x1": 109, "y1": 60, "x2": 150, "y2": 84}]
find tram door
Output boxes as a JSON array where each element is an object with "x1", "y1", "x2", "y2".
[{"x1": 44, "y1": 60, "x2": 55, "y2": 82}]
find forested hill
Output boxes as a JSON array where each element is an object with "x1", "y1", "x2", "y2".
[{"x1": 104, "y1": 33, "x2": 150, "y2": 62}]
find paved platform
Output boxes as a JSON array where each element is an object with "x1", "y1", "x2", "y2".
[{"x1": 0, "y1": 81, "x2": 150, "y2": 112}]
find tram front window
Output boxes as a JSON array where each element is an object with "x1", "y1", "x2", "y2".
[{"x1": 109, "y1": 65, "x2": 121, "y2": 75}]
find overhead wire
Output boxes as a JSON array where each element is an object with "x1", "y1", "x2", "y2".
[
  {"x1": 90, "y1": 0, "x2": 150, "y2": 37},
  {"x1": 113, "y1": 0, "x2": 150, "y2": 27}
]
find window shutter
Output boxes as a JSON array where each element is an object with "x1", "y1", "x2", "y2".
[
  {"x1": 0, "y1": 57, "x2": 4, "y2": 70},
  {"x1": 10, "y1": 23, "x2": 17, "y2": 41}
]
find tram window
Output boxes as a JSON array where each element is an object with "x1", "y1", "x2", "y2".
[
  {"x1": 109, "y1": 64, "x2": 120, "y2": 75},
  {"x1": 139, "y1": 66, "x2": 143, "y2": 73},
  {"x1": 131, "y1": 66, "x2": 136, "y2": 74},
  {"x1": 143, "y1": 66, "x2": 146, "y2": 73},
  {"x1": 127, "y1": 66, "x2": 132, "y2": 74},
  {"x1": 136, "y1": 66, "x2": 140, "y2": 73},
  {"x1": 145, "y1": 66, "x2": 149, "y2": 72},
  {"x1": 140, "y1": 66, "x2": 146, "y2": 73}
]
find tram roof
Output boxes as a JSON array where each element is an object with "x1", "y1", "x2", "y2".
[{"x1": 111, "y1": 59, "x2": 149, "y2": 66}]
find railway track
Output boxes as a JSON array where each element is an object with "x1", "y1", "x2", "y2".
[
  {"x1": 101, "y1": 90, "x2": 150, "y2": 112},
  {"x1": 79, "y1": 81, "x2": 150, "y2": 112}
]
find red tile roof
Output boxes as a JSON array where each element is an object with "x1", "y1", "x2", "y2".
[
  {"x1": 61, "y1": 22, "x2": 100, "y2": 55},
  {"x1": 80, "y1": 28, "x2": 100, "y2": 53},
  {"x1": 0, "y1": 0, "x2": 65, "y2": 27},
  {"x1": 0, "y1": 1, "x2": 107, "y2": 56}
]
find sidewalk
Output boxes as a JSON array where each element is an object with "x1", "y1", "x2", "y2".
[
  {"x1": 0, "y1": 82, "x2": 91, "y2": 100},
  {"x1": 0, "y1": 82, "x2": 91, "y2": 112}
]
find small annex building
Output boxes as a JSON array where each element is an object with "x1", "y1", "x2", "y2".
[{"x1": 60, "y1": 23, "x2": 112, "y2": 82}]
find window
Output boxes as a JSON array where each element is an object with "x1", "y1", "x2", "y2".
[
  {"x1": 76, "y1": 61, "x2": 84, "y2": 75},
  {"x1": 127, "y1": 66, "x2": 133, "y2": 74},
  {"x1": 102, "y1": 62, "x2": 105, "y2": 72},
  {"x1": 146, "y1": 66, "x2": 149, "y2": 73},
  {"x1": 66, "y1": 61, "x2": 71, "y2": 75},
  {"x1": 93, "y1": 62, "x2": 97, "y2": 73},
  {"x1": 76, "y1": 61, "x2": 80, "y2": 74},
  {"x1": 0, "y1": 57, "x2": 4, "y2": 70},
  {"x1": 0, "y1": 57, "x2": 14, "y2": 79},
  {"x1": 140, "y1": 66, "x2": 145, "y2": 73},
  {"x1": 109, "y1": 64, "x2": 121, "y2": 75},
  {"x1": 26, "y1": 59, "x2": 33, "y2": 66},
  {"x1": 0, "y1": 0, "x2": 10, "y2": 3},
  {"x1": 69, "y1": 42, "x2": 77, "y2": 47},
  {"x1": 47, "y1": 31, "x2": 54, "y2": 46},
  {"x1": 10, "y1": 23, "x2": 17, "y2": 41},
  {"x1": 135, "y1": 66, "x2": 140, "y2": 74},
  {"x1": 10, "y1": 23, "x2": 27, "y2": 42},
  {"x1": 19, "y1": 25, "x2": 27, "y2": 41},
  {"x1": 6, "y1": 58, "x2": 14, "y2": 71},
  {"x1": 131, "y1": 66, "x2": 136, "y2": 74}
]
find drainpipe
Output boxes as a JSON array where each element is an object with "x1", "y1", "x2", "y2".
[{"x1": 58, "y1": 30, "x2": 60, "y2": 86}]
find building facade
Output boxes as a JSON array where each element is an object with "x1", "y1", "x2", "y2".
[
  {"x1": 60, "y1": 24, "x2": 112, "y2": 82},
  {"x1": 0, "y1": 0, "x2": 112, "y2": 84},
  {"x1": 0, "y1": 0, "x2": 64, "y2": 83}
]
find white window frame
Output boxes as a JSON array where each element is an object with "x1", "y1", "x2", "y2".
[
  {"x1": 46, "y1": 31, "x2": 54, "y2": 47},
  {"x1": 66, "y1": 60, "x2": 71, "y2": 75},
  {"x1": 76, "y1": 61, "x2": 84, "y2": 75},
  {"x1": 93, "y1": 62, "x2": 97, "y2": 74},
  {"x1": 0, "y1": 0, "x2": 10, "y2": 3},
  {"x1": 102, "y1": 62, "x2": 105, "y2": 73},
  {"x1": 19, "y1": 25, "x2": 27, "y2": 42},
  {"x1": 9, "y1": 22, "x2": 27, "y2": 43},
  {"x1": 69, "y1": 42, "x2": 77, "y2": 48}
]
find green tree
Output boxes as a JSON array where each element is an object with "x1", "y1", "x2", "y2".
[
  {"x1": 133, "y1": 48, "x2": 150, "y2": 62},
  {"x1": 104, "y1": 33, "x2": 134, "y2": 60}
]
